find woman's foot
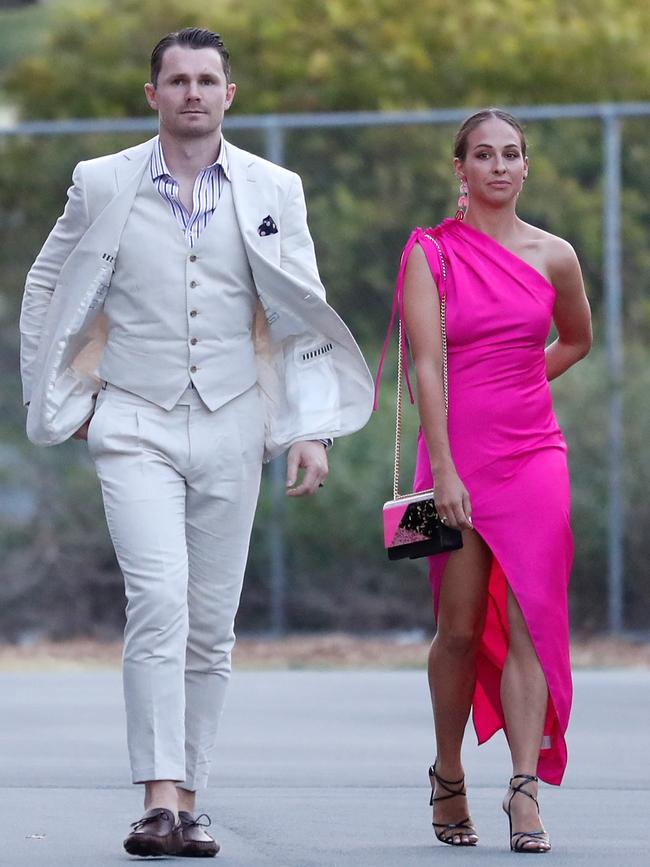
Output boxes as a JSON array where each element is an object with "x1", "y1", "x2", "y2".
[
  {"x1": 429, "y1": 762, "x2": 478, "y2": 846},
  {"x1": 502, "y1": 774, "x2": 551, "y2": 853}
]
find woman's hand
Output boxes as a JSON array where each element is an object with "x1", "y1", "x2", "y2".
[{"x1": 433, "y1": 465, "x2": 473, "y2": 531}]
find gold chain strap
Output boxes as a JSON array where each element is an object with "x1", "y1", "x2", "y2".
[{"x1": 393, "y1": 234, "x2": 449, "y2": 500}]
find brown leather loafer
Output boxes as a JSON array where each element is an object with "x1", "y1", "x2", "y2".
[
  {"x1": 177, "y1": 811, "x2": 220, "y2": 857},
  {"x1": 123, "y1": 807, "x2": 182, "y2": 857}
]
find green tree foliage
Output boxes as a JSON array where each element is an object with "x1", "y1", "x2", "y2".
[
  {"x1": 1, "y1": 0, "x2": 649, "y2": 638},
  {"x1": 7, "y1": 0, "x2": 650, "y2": 116},
  {"x1": 6, "y1": 0, "x2": 650, "y2": 330}
]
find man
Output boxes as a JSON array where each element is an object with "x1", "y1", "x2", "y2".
[{"x1": 20, "y1": 27, "x2": 373, "y2": 858}]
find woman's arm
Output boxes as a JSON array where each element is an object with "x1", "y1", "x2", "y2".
[
  {"x1": 545, "y1": 238, "x2": 592, "y2": 381},
  {"x1": 402, "y1": 244, "x2": 472, "y2": 530}
]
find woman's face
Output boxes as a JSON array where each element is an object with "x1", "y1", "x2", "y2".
[{"x1": 454, "y1": 117, "x2": 528, "y2": 210}]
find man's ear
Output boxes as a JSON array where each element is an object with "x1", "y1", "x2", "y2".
[
  {"x1": 224, "y1": 82, "x2": 237, "y2": 111},
  {"x1": 144, "y1": 82, "x2": 157, "y2": 111}
]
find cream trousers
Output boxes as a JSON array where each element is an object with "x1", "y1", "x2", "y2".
[{"x1": 88, "y1": 383, "x2": 264, "y2": 790}]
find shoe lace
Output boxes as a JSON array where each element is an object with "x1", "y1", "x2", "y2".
[
  {"x1": 130, "y1": 809, "x2": 170, "y2": 831},
  {"x1": 182, "y1": 812, "x2": 212, "y2": 829}
]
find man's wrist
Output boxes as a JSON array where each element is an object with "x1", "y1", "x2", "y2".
[{"x1": 317, "y1": 438, "x2": 333, "y2": 449}]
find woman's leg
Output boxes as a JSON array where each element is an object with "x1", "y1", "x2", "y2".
[
  {"x1": 428, "y1": 529, "x2": 492, "y2": 843},
  {"x1": 500, "y1": 587, "x2": 551, "y2": 851}
]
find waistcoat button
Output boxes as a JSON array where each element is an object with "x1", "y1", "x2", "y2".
[
  {"x1": 190, "y1": 280, "x2": 198, "y2": 288},
  {"x1": 189, "y1": 254, "x2": 197, "y2": 262},
  {"x1": 190, "y1": 337, "x2": 198, "y2": 345},
  {"x1": 190, "y1": 309, "x2": 198, "y2": 317},
  {"x1": 190, "y1": 365, "x2": 198, "y2": 373}
]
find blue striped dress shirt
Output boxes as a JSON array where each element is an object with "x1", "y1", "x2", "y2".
[{"x1": 150, "y1": 136, "x2": 229, "y2": 247}]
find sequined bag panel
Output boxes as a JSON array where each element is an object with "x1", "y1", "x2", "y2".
[{"x1": 383, "y1": 492, "x2": 462, "y2": 560}]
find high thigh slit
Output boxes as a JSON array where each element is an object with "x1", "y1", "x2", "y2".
[{"x1": 409, "y1": 219, "x2": 574, "y2": 786}]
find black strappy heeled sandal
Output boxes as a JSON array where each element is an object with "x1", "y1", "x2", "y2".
[
  {"x1": 503, "y1": 774, "x2": 551, "y2": 853},
  {"x1": 428, "y1": 762, "x2": 478, "y2": 846}
]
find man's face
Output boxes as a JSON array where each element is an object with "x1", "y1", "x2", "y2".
[{"x1": 144, "y1": 45, "x2": 236, "y2": 140}]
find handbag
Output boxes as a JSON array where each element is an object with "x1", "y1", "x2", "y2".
[{"x1": 381, "y1": 231, "x2": 463, "y2": 560}]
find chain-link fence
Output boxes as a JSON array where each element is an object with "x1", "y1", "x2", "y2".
[{"x1": 1, "y1": 103, "x2": 648, "y2": 640}]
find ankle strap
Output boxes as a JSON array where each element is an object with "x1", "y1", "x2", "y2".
[
  {"x1": 429, "y1": 763, "x2": 467, "y2": 807},
  {"x1": 430, "y1": 764, "x2": 465, "y2": 788},
  {"x1": 507, "y1": 774, "x2": 540, "y2": 811},
  {"x1": 509, "y1": 774, "x2": 538, "y2": 785}
]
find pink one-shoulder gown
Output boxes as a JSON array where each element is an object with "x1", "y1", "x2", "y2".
[{"x1": 393, "y1": 219, "x2": 573, "y2": 786}]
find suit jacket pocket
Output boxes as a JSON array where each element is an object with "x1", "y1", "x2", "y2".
[{"x1": 283, "y1": 336, "x2": 341, "y2": 432}]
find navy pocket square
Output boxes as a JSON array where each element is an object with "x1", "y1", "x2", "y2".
[{"x1": 258, "y1": 215, "x2": 278, "y2": 236}]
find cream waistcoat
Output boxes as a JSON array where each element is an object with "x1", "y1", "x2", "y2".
[{"x1": 100, "y1": 171, "x2": 257, "y2": 410}]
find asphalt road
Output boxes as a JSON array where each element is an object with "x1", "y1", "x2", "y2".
[{"x1": 2, "y1": 668, "x2": 649, "y2": 866}]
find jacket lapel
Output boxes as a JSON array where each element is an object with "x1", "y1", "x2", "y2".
[
  {"x1": 70, "y1": 140, "x2": 154, "y2": 267},
  {"x1": 227, "y1": 141, "x2": 279, "y2": 256},
  {"x1": 227, "y1": 142, "x2": 257, "y2": 236},
  {"x1": 114, "y1": 138, "x2": 157, "y2": 192}
]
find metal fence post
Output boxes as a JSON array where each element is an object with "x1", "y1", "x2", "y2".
[
  {"x1": 602, "y1": 108, "x2": 625, "y2": 634},
  {"x1": 263, "y1": 121, "x2": 288, "y2": 635}
]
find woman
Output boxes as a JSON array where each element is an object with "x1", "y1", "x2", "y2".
[{"x1": 401, "y1": 109, "x2": 592, "y2": 852}]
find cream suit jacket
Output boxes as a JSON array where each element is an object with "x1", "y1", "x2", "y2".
[{"x1": 20, "y1": 138, "x2": 374, "y2": 459}]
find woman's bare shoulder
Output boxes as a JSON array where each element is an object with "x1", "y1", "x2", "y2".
[
  {"x1": 520, "y1": 222, "x2": 580, "y2": 280},
  {"x1": 404, "y1": 236, "x2": 431, "y2": 273},
  {"x1": 403, "y1": 236, "x2": 440, "y2": 300}
]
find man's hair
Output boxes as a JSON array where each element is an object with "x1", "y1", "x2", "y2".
[{"x1": 150, "y1": 28, "x2": 231, "y2": 86}]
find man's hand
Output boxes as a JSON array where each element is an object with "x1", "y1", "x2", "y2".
[
  {"x1": 71, "y1": 417, "x2": 92, "y2": 441},
  {"x1": 286, "y1": 440, "x2": 328, "y2": 497}
]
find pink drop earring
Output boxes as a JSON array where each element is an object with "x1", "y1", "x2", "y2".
[{"x1": 455, "y1": 179, "x2": 468, "y2": 221}]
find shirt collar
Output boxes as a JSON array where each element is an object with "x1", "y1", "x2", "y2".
[{"x1": 150, "y1": 135, "x2": 230, "y2": 182}]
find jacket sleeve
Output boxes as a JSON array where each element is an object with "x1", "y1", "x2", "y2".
[
  {"x1": 278, "y1": 173, "x2": 326, "y2": 300},
  {"x1": 20, "y1": 163, "x2": 91, "y2": 404}
]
